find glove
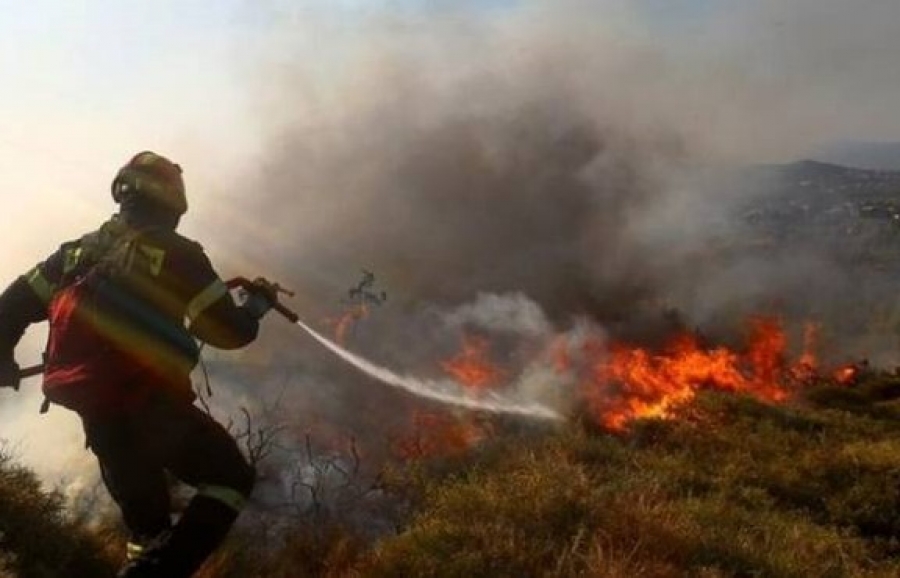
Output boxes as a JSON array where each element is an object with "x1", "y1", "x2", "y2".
[
  {"x1": 0, "y1": 358, "x2": 20, "y2": 390},
  {"x1": 241, "y1": 278, "x2": 277, "y2": 320}
]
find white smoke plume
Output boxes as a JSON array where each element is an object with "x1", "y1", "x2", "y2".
[{"x1": 444, "y1": 292, "x2": 552, "y2": 337}]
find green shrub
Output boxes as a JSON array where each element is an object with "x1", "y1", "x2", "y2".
[{"x1": 0, "y1": 450, "x2": 116, "y2": 577}]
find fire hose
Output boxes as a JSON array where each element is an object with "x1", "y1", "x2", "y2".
[{"x1": 16, "y1": 277, "x2": 562, "y2": 421}]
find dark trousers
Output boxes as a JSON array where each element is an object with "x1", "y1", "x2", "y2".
[{"x1": 83, "y1": 394, "x2": 256, "y2": 543}]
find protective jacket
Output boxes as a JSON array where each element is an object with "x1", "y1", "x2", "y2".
[{"x1": 0, "y1": 215, "x2": 259, "y2": 414}]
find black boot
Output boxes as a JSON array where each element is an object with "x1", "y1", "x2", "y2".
[{"x1": 118, "y1": 496, "x2": 239, "y2": 578}]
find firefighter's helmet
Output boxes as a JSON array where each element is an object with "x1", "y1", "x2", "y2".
[{"x1": 111, "y1": 151, "x2": 187, "y2": 216}]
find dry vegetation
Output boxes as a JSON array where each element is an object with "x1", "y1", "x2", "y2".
[
  {"x1": 2, "y1": 375, "x2": 900, "y2": 577},
  {"x1": 0, "y1": 452, "x2": 119, "y2": 577},
  {"x1": 198, "y1": 373, "x2": 900, "y2": 577}
]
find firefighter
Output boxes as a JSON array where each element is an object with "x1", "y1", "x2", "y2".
[{"x1": 0, "y1": 151, "x2": 274, "y2": 577}]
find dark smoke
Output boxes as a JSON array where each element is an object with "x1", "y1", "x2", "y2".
[
  {"x1": 254, "y1": 102, "x2": 683, "y2": 325},
  {"x1": 189, "y1": 6, "x2": 727, "y2": 514},
  {"x1": 224, "y1": 3, "x2": 701, "y2": 341},
  {"x1": 200, "y1": 0, "x2": 899, "y2": 407}
]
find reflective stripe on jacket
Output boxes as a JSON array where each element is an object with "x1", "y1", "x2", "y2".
[{"x1": 0, "y1": 215, "x2": 259, "y2": 386}]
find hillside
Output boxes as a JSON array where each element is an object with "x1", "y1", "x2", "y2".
[
  {"x1": 3, "y1": 159, "x2": 900, "y2": 576},
  {"x1": 3, "y1": 374, "x2": 898, "y2": 577},
  {"x1": 204, "y1": 375, "x2": 900, "y2": 577},
  {"x1": 743, "y1": 160, "x2": 900, "y2": 238},
  {"x1": 189, "y1": 161, "x2": 900, "y2": 575}
]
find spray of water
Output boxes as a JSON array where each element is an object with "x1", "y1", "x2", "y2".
[{"x1": 294, "y1": 319, "x2": 563, "y2": 422}]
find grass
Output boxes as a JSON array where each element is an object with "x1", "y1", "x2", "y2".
[
  {"x1": 352, "y1": 377, "x2": 900, "y2": 577},
  {"x1": 3, "y1": 374, "x2": 900, "y2": 577}
]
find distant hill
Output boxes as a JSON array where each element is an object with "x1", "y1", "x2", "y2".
[
  {"x1": 743, "y1": 159, "x2": 900, "y2": 202},
  {"x1": 762, "y1": 159, "x2": 900, "y2": 198},
  {"x1": 728, "y1": 159, "x2": 900, "y2": 325},
  {"x1": 739, "y1": 160, "x2": 900, "y2": 247},
  {"x1": 812, "y1": 141, "x2": 900, "y2": 171}
]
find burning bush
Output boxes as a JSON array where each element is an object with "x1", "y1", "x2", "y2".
[
  {"x1": 184, "y1": 371, "x2": 900, "y2": 577},
  {"x1": 355, "y1": 382, "x2": 900, "y2": 577}
]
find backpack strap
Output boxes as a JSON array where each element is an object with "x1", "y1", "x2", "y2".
[{"x1": 57, "y1": 221, "x2": 143, "y2": 290}]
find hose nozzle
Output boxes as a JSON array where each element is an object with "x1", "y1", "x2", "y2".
[{"x1": 226, "y1": 277, "x2": 300, "y2": 323}]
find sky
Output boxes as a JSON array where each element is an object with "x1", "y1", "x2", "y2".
[
  {"x1": 1, "y1": 0, "x2": 899, "y2": 487},
  {"x1": 0, "y1": 0, "x2": 893, "y2": 245},
  {"x1": 0, "y1": 0, "x2": 729, "y2": 305},
  {"x1": 0, "y1": 0, "x2": 264, "y2": 483},
  {"x1": 0, "y1": 1, "x2": 255, "y2": 251},
  {"x1": 0, "y1": 0, "x2": 721, "y2": 199}
]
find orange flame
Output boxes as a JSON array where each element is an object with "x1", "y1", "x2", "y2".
[
  {"x1": 833, "y1": 365, "x2": 858, "y2": 386},
  {"x1": 393, "y1": 411, "x2": 490, "y2": 460},
  {"x1": 549, "y1": 334, "x2": 574, "y2": 374},
  {"x1": 396, "y1": 315, "x2": 844, "y2": 460},
  {"x1": 583, "y1": 316, "x2": 797, "y2": 431},
  {"x1": 325, "y1": 304, "x2": 370, "y2": 345},
  {"x1": 390, "y1": 336, "x2": 504, "y2": 460},
  {"x1": 440, "y1": 335, "x2": 506, "y2": 391},
  {"x1": 798, "y1": 322, "x2": 820, "y2": 370},
  {"x1": 789, "y1": 322, "x2": 820, "y2": 382}
]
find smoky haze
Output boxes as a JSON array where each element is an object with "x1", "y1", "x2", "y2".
[
  {"x1": 172, "y1": 1, "x2": 900, "y2": 507},
  {"x1": 235, "y1": 2, "x2": 688, "y2": 332},
  {"x1": 220, "y1": 0, "x2": 900, "y2": 349}
]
